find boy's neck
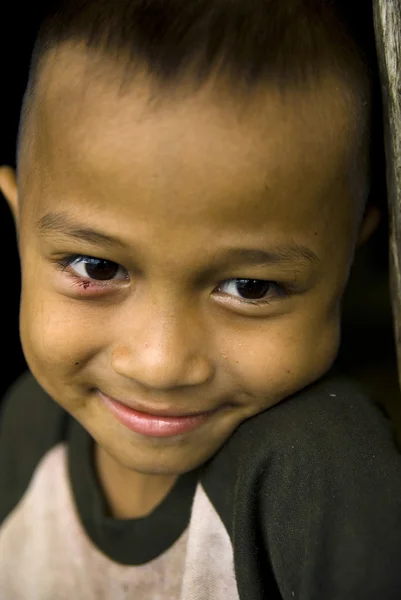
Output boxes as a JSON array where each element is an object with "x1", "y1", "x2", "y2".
[{"x1": 94, "y1": 442, "x2": 179, "y2": 519}]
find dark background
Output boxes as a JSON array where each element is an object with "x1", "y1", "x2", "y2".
[
  {"x1": 1, "y1": 6, "x2": 400, "y2": 440},
  {"x1": 0, "y1": 7, "x2": 40, "y2": 400}
]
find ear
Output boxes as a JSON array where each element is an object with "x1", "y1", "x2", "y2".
[
  {"x1": 0, "y1": 166, "x2": 19, "y2": 225},
  {"x1": 356, "y1": 204, "x2": 381, "y2": 248}
]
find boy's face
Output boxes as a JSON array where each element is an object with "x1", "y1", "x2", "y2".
[{"x1": 1, "y1": 46, "x2": 372, "y2": 477}]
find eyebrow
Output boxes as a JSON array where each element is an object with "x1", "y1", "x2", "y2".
[
  {"x1": 37, "y1": 212, "x2": 127, "y2": 249},
  {"x1": 37, "y1": 211, "x2": 319, "y2": 267}
]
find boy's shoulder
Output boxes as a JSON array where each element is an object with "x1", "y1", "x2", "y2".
[
  {"x1": 215, "y1": 368, "x2": 396, "y2": 465},
  {"x1": 203, "y1": 369, "x2": 401, "y2": 530},
  {"x1": 202, "y1": 371, "x2": 401, "y2": 600},
  {"x1": 235, "y1": 369, "x2": 401, "y2": 498},
  {"x1": 0, "y1": 371, "x2": 68, "y2": 523},
  {"x1": 0, "y1": 370, "x2": 66, "y2": 443}
]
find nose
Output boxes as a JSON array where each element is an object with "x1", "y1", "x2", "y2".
[{"x1": 110, "y1": 300, "x2": 215, "y2": 390}]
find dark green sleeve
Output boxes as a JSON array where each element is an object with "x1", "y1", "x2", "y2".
[
  {"x1": 256, "y1": 379, "x2": 401, "y2": 599},
  {"x1": 0, "y1": 371, "x2": 68, "y2": 525}
]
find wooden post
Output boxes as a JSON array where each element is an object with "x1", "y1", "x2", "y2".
[{"x1": 373, "y1": 1, "x2": 401, "y2": 388}]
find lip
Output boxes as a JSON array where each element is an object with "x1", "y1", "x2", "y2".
[
  {"x1": 97, "y1": 390, "x2": 214, "y2": 418},
  {"x1": 97, "y1": 390, "x2": 219, "y2": 438}
]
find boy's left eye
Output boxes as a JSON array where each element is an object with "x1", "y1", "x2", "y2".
[{"x1": 215, "y1": 279, "x2": 285, "y2": 304}]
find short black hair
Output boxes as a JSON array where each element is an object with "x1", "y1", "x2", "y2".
[
  {"x1": 18, "y1": 0, "x2": 383, "y2": 210},
  {"x1": 27, "y1": 0, "x2": 377, "y2": 96}
]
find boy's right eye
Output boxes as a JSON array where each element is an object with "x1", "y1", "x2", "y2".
[{"x1": 56, "y1": 254, "x2": 129, "y2": 282}]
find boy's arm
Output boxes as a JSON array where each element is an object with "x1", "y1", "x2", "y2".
[
  {"x1": 256, "y1": 385, "x2": 401, "y2": 600},
  {"x1": 229, "y1": 375, "x2": 401, "y2": 600}
]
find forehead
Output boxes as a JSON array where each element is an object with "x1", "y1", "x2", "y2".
[{"x1": 22, "y1": 43, "x2": 359, "y2": 233}]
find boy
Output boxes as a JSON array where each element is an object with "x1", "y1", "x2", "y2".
[{"x1": 0, "y1": 0, "x2": 400, "y2": 598}]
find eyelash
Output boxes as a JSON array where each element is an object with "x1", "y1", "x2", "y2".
[
  {"x1": 55, "y1": 254, "x2": 288, "y2": 305},
  {"x1": 56, "y1": 254, "x2": 128, "y2": 291}
]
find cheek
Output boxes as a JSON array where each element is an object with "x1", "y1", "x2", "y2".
[
  {"x1": 222, "y1": 308, "x2": 341, "y2": 403},
  {"x1": 19, "y1": 288, "x2": 104, "y2": 376}
]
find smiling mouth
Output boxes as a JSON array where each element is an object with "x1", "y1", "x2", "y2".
[
  {"x1": 97, "y1": 390, "x2": 219, "y2": 417},
  {"x1": 97, "y1": 390, "x2": 223, "y2": 438}
]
